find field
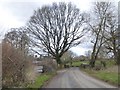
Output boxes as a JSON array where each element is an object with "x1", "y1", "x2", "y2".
[{"x1": 71, "y1": 59, "x2": 116, "y2": 67}]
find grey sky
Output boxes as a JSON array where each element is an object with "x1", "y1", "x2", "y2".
[
  {"x1": 0, "y1": 0, "x2": 118, "y2": 55},
  {"x1": 0, "y1": 0, "x2": 92, "y2": 28}
]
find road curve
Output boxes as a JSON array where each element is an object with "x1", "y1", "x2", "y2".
[{"x1": 44, "y1": 67, "x2": 117, "y2": 88}]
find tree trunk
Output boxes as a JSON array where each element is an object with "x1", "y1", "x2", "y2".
[
  {"x1": 113, "y1": 50, "x2": 118, "y2": 64},
  {"x1": 113, "y1": 39, "x2": 118, "y2": 64},
  {"x1": 90, "y1": 33, "x2": 99, "y2": 68},
  {"x1": 117, "y1": 49, "x2": 120, "y2": 65},
  {"x1": 56, "y1": 56, "x2": 62, "y2": 68},
  {"x1": 90, "y1": 59, "x2": 95, "y2": 68},
  {"x1": 90, "y1": 52, "x2": 96, "y2": 68}
]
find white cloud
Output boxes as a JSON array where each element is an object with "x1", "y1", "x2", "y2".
[
  {"x1": 70, "y1": 46, "x2": 92, "y2": 56},
  {"x1": 0, "y1": 5, "x2": 24, "y2": 29},
  {"x1": 0, "y1": 0, "x2": 92, "y2": 35}
]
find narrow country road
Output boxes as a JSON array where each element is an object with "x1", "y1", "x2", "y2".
[{"x1": 44, "y1": 67, "x2": 117, "y2": 88}]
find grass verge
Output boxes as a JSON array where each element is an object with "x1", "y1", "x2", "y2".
[
  {"x1": 82, "y1": 68, "x2": 119, "y2": 86},
  {"x1": 27, "y1": 72, "x2": 56, "y2": 89}
]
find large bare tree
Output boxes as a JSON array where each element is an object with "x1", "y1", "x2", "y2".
[{"x1": 27, "y1": 2, "x2": 86, "y2": 65}]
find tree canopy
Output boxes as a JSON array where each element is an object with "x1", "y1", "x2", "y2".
[{"x1": 27, "y1": 2, "x2": 86, "y2": 64}]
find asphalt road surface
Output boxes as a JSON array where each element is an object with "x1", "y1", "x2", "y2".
[{"x1": 45, "y1": 67, "x2": 117, "y2": 88}]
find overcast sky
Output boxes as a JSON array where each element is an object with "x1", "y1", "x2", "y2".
[{"x1": 0, "y1": 0, "x2": 119, "y2": 55}]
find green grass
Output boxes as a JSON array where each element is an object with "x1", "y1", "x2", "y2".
[
  {"x1": 83, "y1": 68, "x2": 119, "y2": 86},
  {"x1": 72, "y1": 61, "x2": 82, "y2": 66},
  {"x1": 106, "y1": 60, "x2": 116, "y2": 67},
  {"x1": 27, "y1": 72, "x2": 56, "y2": 89},
  {"x1": 94, "y1": 60, "x2": 115, "y2": 66},
  {"x1": 65, "y1": 59, "x2": 116, "y2": 67},
  {"x1": 72, "y1": 61, "x2": 89, "y2": 67},
  {"x1": 95, "y1": 72, "x2": 118, "y2": 85}
]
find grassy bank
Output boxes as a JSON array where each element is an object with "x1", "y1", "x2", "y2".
[
  {"x1": 82, "y1": 67, "x2": 119, "y2": 86},
  {"x1": 27, "y1": 72, "x2": 56, "y2": 89}
]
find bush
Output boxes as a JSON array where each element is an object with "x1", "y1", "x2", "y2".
[{"x1": 2, "y1": 41, "x2": 32, "y2": 87}]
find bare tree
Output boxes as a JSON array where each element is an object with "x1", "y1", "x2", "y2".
[
  {"x1": 27, "y1": 2, "x2": 86, "y2": 65},
  {"x1": 61, "y1": 50, "x2": 74, "y2": 62},
  {"x1": 4, "y1": 27, "x2": 29, "y2": 55},
  {"x1": 118, "y1": 25, "x2": 120, "y2": 65},
  {"x1": 118, "y1": 2, "x2": 120, "y2": 65},
  {"x1": 88, "y1": 2, "x2": 115, "y2": 67},
  {"x1": 103, "y1": 12, "x2": 118, "y2": 64},
  {"x1": 2, "y1": 39, "x2": 26, "y2": 87},
  {"x1": 85, "y1": 50, "x2": 91, "y2": 60}
]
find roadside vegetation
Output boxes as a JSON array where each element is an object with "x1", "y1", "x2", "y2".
[
  {"x1": 27, "y1": 72, "x2": 56, "y2": 89},
  {"x1": 82, "y1": 66, "x2": 119, "y2": 86},
  {"x1": 2, "y1": 27, "x2": 57, "y2": 88}
]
